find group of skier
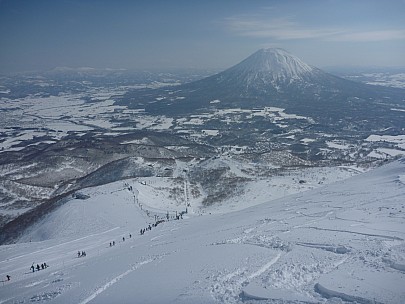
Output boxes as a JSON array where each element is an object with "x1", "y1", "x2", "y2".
[
  {"x1": 30, "y1": 262, "x2": 48, "y2": 272},
  {"x1": 77, "y1": 251, "x2": 87, "y2": 258},
  {"x1": 109, "y1": 233, "x2": 132, "y2": 247},
  {"x1": 5, "y1": 207, "x2": 187, "y2": 285},
  {"x1": 5, "y1": 261, "x2": 48, "y2": 282},
  {"x1": 140, "y1": 219, "x2": 166, "y2": 235}
]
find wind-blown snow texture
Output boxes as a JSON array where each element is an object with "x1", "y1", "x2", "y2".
[{"x1": 1, "y1": 160, "x2": 404, "y2": 303}]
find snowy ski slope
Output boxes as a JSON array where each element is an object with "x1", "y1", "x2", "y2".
[{"x1": 0, "y1": 160, "x2": 404, "y2": 303}]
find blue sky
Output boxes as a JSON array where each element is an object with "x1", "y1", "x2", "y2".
[{"x1": 0, "y1": 0, "x2": 404, "y2": 72}]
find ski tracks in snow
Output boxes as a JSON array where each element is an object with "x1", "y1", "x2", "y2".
[
  {"x1": 247, "y1": 253, "x2": 282, "y2": 280},
  {"x1": 79, "y1": 257, "x2": 156, "y2": 304},
  {"x1": 210, "y1": 252, "x2": 282, "y2": 303}
]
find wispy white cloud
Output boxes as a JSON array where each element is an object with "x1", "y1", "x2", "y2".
[
  {"x1": 225, "y1": 17, "x2": 343, "y2": 40},
  {"x1": 327, "y1": 30, "x2": 405, "y2": 42},
  {"x1": 225, "y1": 16, "x2": 405, "y2": 42}
]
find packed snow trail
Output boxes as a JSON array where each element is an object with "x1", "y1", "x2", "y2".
[{"x1": 0, "y1": 227, "x2": 119, "y2": 265}]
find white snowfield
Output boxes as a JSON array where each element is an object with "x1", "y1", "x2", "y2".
[{"x1": 0, "y1": 160, "x2": 405, "y2": 303}]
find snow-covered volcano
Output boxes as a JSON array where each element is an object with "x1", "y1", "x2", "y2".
[
  {"x1": 203, "y1": 47, "x2": 329, "y2": 97},
  {"x1": 133, "y1": 48, "x2": 404, "y2": 120},
  {"x1": 182, "y1": 47, "x2": 329, "y2": 97},
  {"x1": 224, "y1": 48, "x2": 314, "y2": 83},
  {"x1": 187, "y1": 47, "x2": 370, "y2": 98}
]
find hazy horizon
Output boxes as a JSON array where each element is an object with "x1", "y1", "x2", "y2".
[{"x1": 1, "y1": 0, "x2": 405, "y2": 73}]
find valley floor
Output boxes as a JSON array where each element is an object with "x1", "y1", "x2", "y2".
[{"x1": 0, "y1": 160, "x2": 404, "y2": 303}]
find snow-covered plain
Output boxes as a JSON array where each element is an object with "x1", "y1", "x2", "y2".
[
  {"x1": 0, "y1": 159, "x2": 404, "y2": 303},
  {"x1": 365, "y1": 73, "x2": 405, "y2": 89},
  {"x1": 2, "y1": 88, "x2": 405, "y2": 162}
]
